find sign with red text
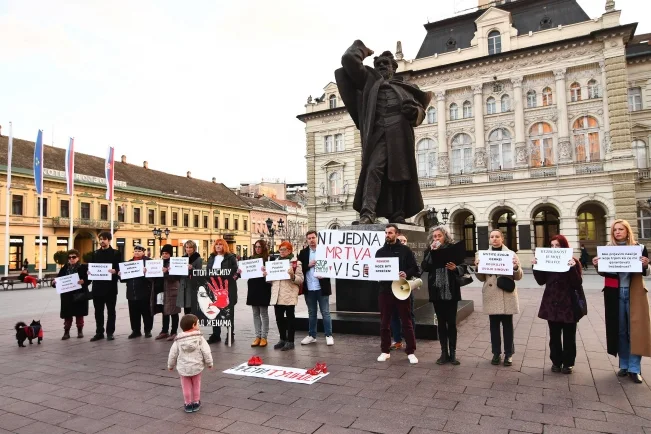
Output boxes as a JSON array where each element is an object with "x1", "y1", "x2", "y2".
[
  {"x1": 477, "y1": 250, "x2": 514, "y2": 275},
  {"x1": 224, "y1": 362, "x2": 328, "y2": 385},
  {"x1": 314, "y1": 230, "x2": 385, "y2": 280}
]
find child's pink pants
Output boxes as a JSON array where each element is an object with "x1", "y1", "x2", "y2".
[{"x1": 180, "y1": 373, "x2": 201, "y2": 404}]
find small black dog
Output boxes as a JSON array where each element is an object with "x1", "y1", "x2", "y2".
[{"x1": 15, "y1": 320, "x2": 43, "y2": 347}]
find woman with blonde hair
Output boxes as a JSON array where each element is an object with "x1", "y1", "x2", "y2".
[
  {"x1": 177, "y1": 241, "x2": 203, "y2": 315},
  {"x1": 206, "y1": 239, "x2": 239, "y2": 344},
  {"x1": 593, "y1": 219, "x2": 651, "y2": 384},
  {"x1": 242, "y1": 240, "x2": 271, "y2": 347}
]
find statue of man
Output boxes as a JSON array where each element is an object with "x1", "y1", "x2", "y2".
[{"x1": 335, "y1": 40, "x2": 431, "y2": 224}]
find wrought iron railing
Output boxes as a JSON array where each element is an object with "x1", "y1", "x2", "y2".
[
  {"x1": 450, "y1": 175, "x2": 473, "y2": 185},
  {"x1": 488, "y1": 172, "x2": 514, "y2": 182},
  {"x1": 575, "y1": 162, "x2": 604, "y2": 175},
  {"x1": 530, "y1": 167, "x2": 557, "y2": 178},
  {"x1": 418, "y1": 178, "x2": 437, "y2": 189}
]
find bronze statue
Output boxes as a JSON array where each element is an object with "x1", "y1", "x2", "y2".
[{"x1": 335, "y1": 40, "x2": 431, "y2": 224}]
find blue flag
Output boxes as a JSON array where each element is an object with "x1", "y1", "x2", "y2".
[{"x1": 34, "y1": 130, "x2": 43, "y2": 194}]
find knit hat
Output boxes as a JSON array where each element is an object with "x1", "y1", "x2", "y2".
[
  {"x1": 134, "y1": 244, "x2": 145, "y2": 251},
  {"x1": 161, "y1": 244, "x2": 174, "y2": 255}
]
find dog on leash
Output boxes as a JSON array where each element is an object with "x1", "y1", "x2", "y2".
[{"x1": 15, "y1": 320, "x2": 43, "y2": 347}]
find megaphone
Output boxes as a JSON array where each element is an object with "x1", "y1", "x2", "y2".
[{"x1": 391, "y1": 278, "x2": 423, "y2": 300}]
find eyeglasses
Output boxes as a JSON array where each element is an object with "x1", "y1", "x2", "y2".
[
  {"x1": 279, "y1": 248, "x2": 289, "y2": 252},
  {"x1": 255, "y1": 245, "x2": 263, "y2": 249},
  {"x1": 68, "y1": 256, "x2": 78, "y2": 259}
]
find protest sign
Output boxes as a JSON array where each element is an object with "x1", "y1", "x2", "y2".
[
  {"x1": 191, "y1": 269, "x2": 233, "y2": 327},
  {"x1": 477, "y1": 250, "x2": 514, "y2": 275},
  {"x1": 169, "y1": 257, "x2": 189, "y2": 276},
  {"x1": 224, "y1": 362, "x2": 328, "y2": 385},
  {"x1": 88, "y1": 263, "x2": 112, "y2": 281},
  {"x1": 238, "y1": 258, "x2": 264, "y2": 279},
  {"x1": 533, "y1": 248, "x2": 574, "y2": 272},
  {"x1": 265, "y1": 260, "x2": 290, "y2": 282},
  {"x1": 314, "y1": 230, "x2": 384, "y2": 280},
  {"x1": 145, "y1": 259, "x2": 164, "y2": 278},
  {"x1": 368, "y1": 257, "x2": 399, "y2": 281},
  {"x1": 119, "y1": 260, "x2": 144, "y2": 280},
  {"x1": 597, "y1": 245, "x2": 643, "y2": 273},
  {"x1": 55, "y1": 273, "x2": 81, "y2": 294}
]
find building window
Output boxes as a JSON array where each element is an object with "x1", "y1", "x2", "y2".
[
  {"x1": 534, "y1": 208, "x2": 560, "y2": 247},
  {"x1": 501, "y1": 94, "x2": 511, "y2": 112},
  {"x1": 417, "y1": 138, "x2": 437, "y2": 178},
  {"x1": 172, "y1": 212, "x2": 178, "y2": 226},
  {"x1": 527, "y1": 90, "x2": 537, "y2": 108},
  {"x1": 203, "y1": 215, "x2": 208, "y2": 228},
  {"x1": 133, "y1": 208, "x2": 141, "y2": 224},
  {"x1": 324, "y1": 135, "x2": 333, "y2": 153},
  {"x1": 193, "y1": 214, "x2": 199, "y2": 228},
  {"x1": 462, "y1": 100, "x2": 472, "y2": 118},
  {"x1": 214, "y1": 215, "x2": 219, "y2": 229},
  {"x1": 329, "y1": 94, "x2": 337, "y2": 109},
  {"x1": 148, "y1": 209, "x2": 155, "y2": 225},
  {"x1": 183, "y1": 213, "x2": 189, "y2": 227},
  {"x1": 101, "y1": 204, "x2": 108, "y2": 221},
  {"x1": 451, "y1": 133, "x2": 473, "y2": 174},
  {"x1": 572, "y1": 116, "x2": 600, "y2": 162},
  {"x1": 224, "y1": 216, "x2": 230, "y2": 229},
  {"x1": 639, "y1": 209, "x2": 651, "y2": 239},
  {"x1": 570, "y1": 82, "x2": 582, "y2": 102},
  {"x1": 450, "y1": 103, "x2": 458, "y2": 120},
  {"x1": 329, "y1": 171, "x2": 342, "y2": 196},
  {"x1": 488, "y1": 30, "x2": 501, "y2": 55},
  {"x1": 633, "y1": 140, "x2": 648, "y2": 169},
  {"x1": 542, "y1": 87, "x2": 553, "y2": 106},
  {"x1": 244, "y1": 219, "x2": 248, "y2": 231},
  {"x1": 427, "y1": 107, "x2": 437, "y2": 124},
  {"x1": 12, "y1": 195, "x2": 23, "y2": 215},
  {"x1": 36, "y1": 198, "x2": 48, "y2": 217},
  {"x1": 578, "y1": 211, "x2": 596, "y2": 240},
  {"x1": 529, "y1": 122, "x2": 554, "y2": 167},
  {"x1": 60, "y1": 200, "x2": 69, "y2": 218},
  {"x1": 160, "y1": 210, "x2": 167, "y2": 226},
  {"x1": 118, "y1": 205, "x2": 125, "y2": 222},
  {"x1": 486, "y1": 97, "x2": 497, "y2": 115},
  {"x1": 234, "y1": 217, "x2": 239, "y2": 231},
  {"x1": 335, "y1": 133, "x2": 344, "y2": 151},
  {"x1": 587, "y1": 80, "x2": 600, "y2": 99},
  {"x1": 629, "y1": 87, "x2": 642, "y2": 111},
  {"x1": 81, "y1": 202, "x2": 91, "y2": 220},
  {"x1": 488, "y1": 128, "x2": 512, "y2": 171}
]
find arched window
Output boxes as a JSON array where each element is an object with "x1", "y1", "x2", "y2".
[
  {"x1": 328, "y1": 172, "x2": 341, "y2": 196},
  {"x1": 488, "y1": 30, "x2": 501, "y2": 55},
  {"x1": 534, "y1": 208, "x2": 560, "y2": 247},
  {"x1": 501, "y1": 94, "x2": 511, "y2": 112},
  {"x1": 639, "y1": 209, "x2": 651, "y2": 239},
  {"x1": 588, "y1": 80, "x2": 600, "y2": 99},
  {"x1": 633, "y1": 139, "x2": 648, "y2": 169},
  {"x1": 486, "y1": 97, "x2": 497, "y2": 115},
  {"x1": 417, "y1": 138, "x2": 437, "y2": 178},
  {"x1": 570, "y1": 82, "x2": 582, "y2": 102},
  {"x1": 329, "y1": 94, "x2": 337, "y2": 109},
  {"x1": 450, "y1": 103, "x2": 459, "y2": 121},
  {"x1": 463, "y1": 101, "x2": 472, "y2": 118},
  {"x1": 542, "y1": 87, "x2": 553, "y2": 106},
  {"x1": 529, "y1": 122, "x2": 554, "y2": 167},
  {"x1": 495, "y1": 210, "x2": 517, "y2": 251},
  {"x1": 572, "y1": 116, "x2": 600, "y2": 162},
  {"x1": 451, "y1": 133, "x2": 473, "y2": 174},
  {"x1": 427, "y1": 107, "x2": 437, "y2": 124},
  {"x1": 527, "y1": 90, "x2": 537, "y2": 108},
  {"x1": 488, "y1": 129, "x2": 512, "y2": 171}
]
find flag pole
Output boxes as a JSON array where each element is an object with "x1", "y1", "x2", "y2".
[
  {"x1": 38, "y1": 192, "x2": 43, "y2": 282},
  {"x1": 110, "y1": 200, "x2": 114, "y2": 246},
  {"x1": 4, "y1": 122, "x2": 13, "y2": 277},
  {"x1": 67, "y1": 138, "x2": 75, "y2": 249}
]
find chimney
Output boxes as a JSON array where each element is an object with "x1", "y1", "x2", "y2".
[
  {"x1": 143, "y1": 161, "x2": 149, "y2": 169},
  {"x1": 121, "y1": 155, "x2": 127, "y2": 164},
  {"x1": 212, "y1": 177, "x2": 217, "y2": 183},
  {"x1": 187, "y1": 171, "x2": 192, "y2": 178}
]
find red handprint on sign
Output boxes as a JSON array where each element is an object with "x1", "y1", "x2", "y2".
[{"x1": 207, "y1": 276, "x2": 229, "y2": 309}]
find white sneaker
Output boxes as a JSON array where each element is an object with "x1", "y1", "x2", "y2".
[
  {"x1": 301, "y1": 336, "x2": 317, "y2": 345},
  {"x1": 408, "y1": 354, "x2": 419, "y2": 364},
  {"x1": 326, "y1": 336, "x2": 334, "y2": 346},
  {"x1": 377, "y1": 353, "x2": 390, "y2": 362}
]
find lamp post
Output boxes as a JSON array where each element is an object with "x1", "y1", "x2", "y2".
[
  {"x1": 152, "y1": 227, "x2": 170, "y2": 256},
  {"x1": 426, "y1": 207, "x2": 449, "y2": 229},
  {"x1": 265, "y1": 217, "x2": 285, "y2": 255}
]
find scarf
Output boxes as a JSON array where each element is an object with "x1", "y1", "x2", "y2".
[
  {"x1": 280, "y1": 253, "x2": 295, "y2": 261},
  {"x1": 66, "y1": 262, "x2": 81, "y2": 275},
  {"x1": 432, "y1": 243, "x2": 453, "y2": 301}
]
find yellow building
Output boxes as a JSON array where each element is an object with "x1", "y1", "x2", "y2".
[{"x1": 0, "y1": 137, "x2": 251, "y2": 273}]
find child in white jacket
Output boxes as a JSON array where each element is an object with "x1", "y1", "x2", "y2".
[{"x1": 168, "y1": 314, "x2": 213, "y2": 413}]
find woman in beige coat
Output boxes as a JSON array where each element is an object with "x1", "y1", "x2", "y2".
[
  {"x1": 475, "y1": 229, "x2": 523, "y2": 366},
  {"x1": 264, "y1": 241, "x2": 304, "y2": 351}
]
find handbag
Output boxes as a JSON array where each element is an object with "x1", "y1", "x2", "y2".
[
  {"x1": 571, "y1": 288, "x2": 587, "y2": 321},
  {"x1": 72, "y1": 289, "x2": 90, "y2": 302},
  {"x1": 496, "y1": 276, "x2": 515, "y2": 293},
  {"x1": 455, "y1": 265, "x2": 474, "y2": 287}
]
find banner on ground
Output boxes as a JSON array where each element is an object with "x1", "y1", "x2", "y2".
[
  {"x1": 533, "y1": 248, "x2": 573, "y2": 272},
  {"x1": 55, "y1": 273, "x2": 81, "y2": 294},
  {"x1": 597, "y1": 245, "x2": 643, "y2": 273},
  {"x1": 477, "y1": 250, "x2": 514, "y2": 275},
  {"x1": 224, "y1": 363, "x2": 329, "y2": 385},
  {"x1": 191, "y1": 269, "x2": 234, "y2": 327},
  {"x1": 314, "y1": 230, "x2": 387, "y2": 280}
]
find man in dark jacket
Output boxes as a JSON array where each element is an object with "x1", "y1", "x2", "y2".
[
  {"x1": 298, "y1": 230, "x2": 334, "y2": 346},
  {"x1": 376, "y1": 224, "x2": 419, "y2": 363},
  {"x1": 88, "y1": 231, "x2": 121, "y2": 341},
  {"x1": 390, "y1": 233, "x2": 421, "y2": 350},
  {"x1": 124, "y1": 244, "x2": 153, "y2": 339}
]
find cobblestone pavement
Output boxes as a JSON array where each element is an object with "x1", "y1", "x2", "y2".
[{"x1": 0, "y1": 276, "x2": 650, "y2": 434}]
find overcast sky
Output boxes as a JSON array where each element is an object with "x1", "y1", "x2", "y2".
[{"x1": 1, "y1": 0, "x2": 648, "y2": 187}]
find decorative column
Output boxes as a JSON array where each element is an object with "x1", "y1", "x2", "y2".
[
  {"x1": 436, "y1": 91, "x2": 448, "y2": 174},
  {"x1": 554, "y1": 68, "x2": 572, "y2": 163},
  {"x1": 511, "y1": 77, "x2": 527, "y2": 168},
  {"x1": 600, "y1": 61, "x2": 612, "y2": 158},
  {"x1": 472, "y1": 84, "x2": 486, "y2": 171}
]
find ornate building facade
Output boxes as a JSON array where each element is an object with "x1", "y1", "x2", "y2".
[{"x1": 298, "y1": 0, "x2": 651, "y2": 262}]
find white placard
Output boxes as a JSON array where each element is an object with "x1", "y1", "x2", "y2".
[
  {"x1": 55, "y1": 273, "x2": 82, "y2": 294},
  {"x1": 145, "y1": 259, "x2": 164, "y2": 278},
  {"x1": 597, "y1": 245, "x2": 643, "y2": 273},
  {"x1": 477, "y1": 250, "x2": 514, "y2": 275},
  {"x1": 239, "y1": 258, "x2": 264, "y2": 279},
  {"x1": 265, "y1": 259, "x2": 291, "y2": 282},
  {"x1": 88, "y1": 263, "x2": 112, "y2": 281},
  {"x1": 533, "y1": 248, "x2": 574, "y2": 272},
  {"x1": 314, "y1": 230, "x2": 385, "y2": 280},
  {"x1": 169, "y1": 257, "x2": 189, "y2": 276},
  {"x1": 119, "y1": 260, "x2": 144, "y2": 280},
  {"x1": 368, "y1": 257, "x2": 400, "y2": 281},
  {"x1": 224, "y1": 362, "x2": 328, "y2": 385}
]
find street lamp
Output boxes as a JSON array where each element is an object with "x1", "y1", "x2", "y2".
[
  {"x1": 265, "y1": 217, "x2": 285, "y2": 254},
  {"x1": 152, "y1": 227, "x2": 170, "y2": 254},
  {"x1": 441, "y1": 208, "x2": 450, "y2": 225}
]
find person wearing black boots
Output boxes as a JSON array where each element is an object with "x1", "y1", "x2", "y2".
[
  {"x1": 422, "y1": 225, "x2": 465, "y2": 365},
  {"x1": 123, "y1": 244, "x2": 153, "y2": 339}
]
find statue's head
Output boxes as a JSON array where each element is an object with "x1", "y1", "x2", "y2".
[{"x1": 373, "y1": 51, "x2": 398, "y2": 80}]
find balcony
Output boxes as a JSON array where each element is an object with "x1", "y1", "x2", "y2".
[
  {"x1": 450, "y1": 175, "x2": 472, "y2": 185},
  {"x1": 639, "y1": 168, "x2": 651, "y2": 180},
  {"x1": 488, "y1": 172, "x2": 514, "y2": 182},
  {"x1": 575, "y1": 162, "x2": 604, "y2": 175},
  {"x1": 530, "y1": 167, "x2": 557, "y2": 178},
  {"x1": 52, "y1": 217, "x2": 120, "y2": 230},
  {"x1": 418, "y1": 178, "x2": 437, "y2": 189}
]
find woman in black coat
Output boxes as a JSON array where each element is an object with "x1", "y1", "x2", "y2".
[
  {"x1": 243, "y1": 240, "x2": 271, "y2": 347},
  {"x1": 53, "y1": 249, "x2": 89, "y2": 340},
  {"x1": 206, "y1": 239, "x2": 239, "y2": 344}
]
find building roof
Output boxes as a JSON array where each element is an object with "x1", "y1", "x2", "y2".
[
  {"x1": 0, "y1": 136, "x2": 251, "y2": 210},
  {"x1": 416, "y1": 0, "x2": 590, "y2": 59},
  {"x1": 238, "y1": 195, "x2": 285, "y2": 212},
  {"x1": 627, "y1": 32, "x2": 651, "y2": 59}
]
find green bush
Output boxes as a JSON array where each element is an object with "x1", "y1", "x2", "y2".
[
  {"x1": 82, "y1": 252, "x2": 94, "y2": 264},
  {"x1": 53, "y1": 250, "x2": 68, "y2": 266}
]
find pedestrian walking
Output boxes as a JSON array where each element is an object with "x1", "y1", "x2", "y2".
[
  {"x1": 206, "y1": 239, "x2": 238, "y2": 344},
  {"x1": 244, "y1": 240, "x2": 271, "y2": 347},
  {"x1": 152, "y1": 244, "x2": 181, "y2": 341},
  {"x1": 580, "y1": 244, "x2": 590, "y2": 270},
  {"x1": 177, "y1": 241, "x2": 203, "y2": 315},
  {"x1": 87, "y1": 231, "x2": 121, "y2": 342},
  {"x1": 123, "y1": 244, "x2": 153, "y2": 339},
  {"x1": 53, "y1": 249, "x2": 89, "y2": 340}
]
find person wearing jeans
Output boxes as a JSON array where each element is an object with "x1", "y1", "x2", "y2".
[
  {"x1": 244, "y1": 240, "x2": 271, "y2": 347},
  {"x1": 298, "y1": 231, "x2": 334, "y2": 346}
]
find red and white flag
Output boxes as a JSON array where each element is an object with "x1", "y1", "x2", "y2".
[
  {"x1": 105, "y1": 146, "x2": 115, "y2": 201},
  {"x1": 65, "y1": 138, "x2": 75, "y2": 195}
]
